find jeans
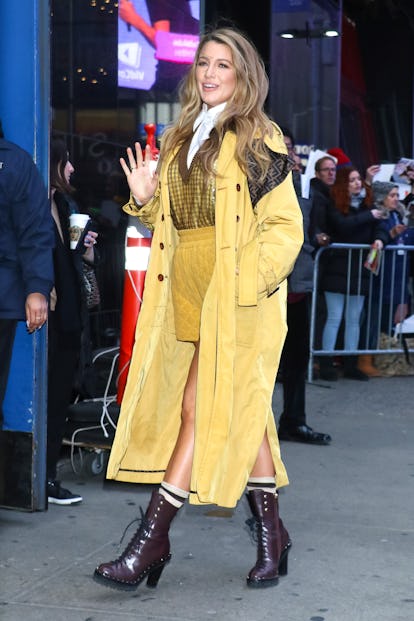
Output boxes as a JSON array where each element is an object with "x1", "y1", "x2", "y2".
[{"x1": 322, "y1": 291, "x2": 365, "y2": 351}]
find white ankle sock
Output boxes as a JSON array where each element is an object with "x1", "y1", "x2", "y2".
[
  {"x1": 159, "y1": 481, "x2": 189, "y2": 508},
  {"x1": 247, "y1": 476, "x2": 277, "y2": 495}
]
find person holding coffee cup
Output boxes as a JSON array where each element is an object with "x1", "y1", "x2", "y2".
[
  {"x1": 47, "y1": 138, "x2": 98, "y2": 506},
  {"x1": 69, "y1": 213, "x2": 90, "y2": 249}
]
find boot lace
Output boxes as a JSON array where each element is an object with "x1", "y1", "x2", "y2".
[
  {"x1": 116, "y1": 506, "x2": 149, "y2": 556},
  {"x1": 245, "y1": 516, "x2": 259, "y2": 544}
]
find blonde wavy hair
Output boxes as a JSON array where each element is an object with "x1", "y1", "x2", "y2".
[{"x1": 159, "y1": 27, "x2": 275, "y2": 182}]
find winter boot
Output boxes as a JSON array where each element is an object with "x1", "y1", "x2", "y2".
[
  {"x1": 246, "y1": 489, "x2": 292, "y2": 588},
  {"x1": 93, "y1": 491, "x2": 179, "y2": 591},
  {"x1": 357, "y1": 354, "x2": 381, "y2": 377}
]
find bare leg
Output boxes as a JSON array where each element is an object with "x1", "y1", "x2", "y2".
[
  {"x1": 250, "y1": 432, "x2": 275, "y2": 478},
  {"x1": 93, "y1": 344, "x2": 200, "y2": 591},
  {"x1": 163, "y1": 341, "x2": 199, "y2": 491}
]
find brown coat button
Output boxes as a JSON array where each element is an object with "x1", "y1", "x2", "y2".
[
  {"x1": 236, "y1": 184, "x2": 241, "y2": 191},
  {"x1": 158, "y1": 274, "x2": 164, "y2": 281},
  {"x1": 160, "y1": 242, "x2": 164, "y2": 249},
  {"x1": 236, "y1": 215, "x2": 240, "y2": 222},
  {"x1": 161, "y1": 214, "x2": 165, "y2": 221}
]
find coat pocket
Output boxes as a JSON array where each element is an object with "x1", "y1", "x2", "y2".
[
  {"x1": 235, "y1": 305, "x2": 258, "y2": 347},
  {"x1": 149, "y1": 305, "x2": 166, "y2": 327}
]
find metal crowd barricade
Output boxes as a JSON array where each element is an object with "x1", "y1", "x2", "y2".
[{"x1": 308, "y1": 243, "x2": 414, "y2": 382}]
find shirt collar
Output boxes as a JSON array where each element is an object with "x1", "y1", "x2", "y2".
[{"x1": 193, "y1": 102, "x2": 227, "y2": 132}]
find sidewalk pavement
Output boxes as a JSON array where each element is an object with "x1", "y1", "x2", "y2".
[{"x1": 1, "y1": 375, "x2": 413, "y2": 621}]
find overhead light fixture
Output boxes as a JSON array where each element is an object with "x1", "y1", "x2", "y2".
[
  {"x1": 279, "y1": 28, "x2": 305, "y2": 39},
  {"x1": 278, "y1": 23, "x2": 340, "y2": 41}
]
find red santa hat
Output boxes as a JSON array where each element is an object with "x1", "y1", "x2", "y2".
[{"x1": 327, "y1": 147, "x2": 352, "y2": 167}]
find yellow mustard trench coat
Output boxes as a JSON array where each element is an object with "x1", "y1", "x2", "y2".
[{"x1": 106, "y1": 127, "x2": 303, "y2": 508}]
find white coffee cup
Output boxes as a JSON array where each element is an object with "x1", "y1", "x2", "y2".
[{"x1": 69, "y1": 213, "x2": 90, "y2": 249}]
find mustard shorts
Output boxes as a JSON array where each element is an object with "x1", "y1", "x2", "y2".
[{"x1": 171, "y1": 226, "x2": 215, "y2": 342}]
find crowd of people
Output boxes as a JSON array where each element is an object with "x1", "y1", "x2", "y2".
[
  {"x1": 273, "y1": 130, "x2": 413, "y2": 451},
  {"x1": 303, "y1": 149, "x2": 414, "y2": 382}
]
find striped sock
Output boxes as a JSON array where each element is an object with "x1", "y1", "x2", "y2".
[
  {"x1": 247, "y1": 476, "x2": 277, "y2": 495},
  {"x1": 159, "y1": 481, "x2": 189, "y2": 508}
]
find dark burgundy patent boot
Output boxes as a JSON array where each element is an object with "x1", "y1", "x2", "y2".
[
  {"x1": 93, "y1": 491, "x2": 179, "y2": 591},
  {"x1": 246, "y1": 489, "x2": 292, "y2": 588}
]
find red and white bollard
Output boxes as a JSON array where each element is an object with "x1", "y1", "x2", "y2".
[
  {"x1": 117, "y1": 122, "x2": 159, "y2": 403},
  {"x1": 117, "y1": 226, "x2": 151, "y2": 404}
]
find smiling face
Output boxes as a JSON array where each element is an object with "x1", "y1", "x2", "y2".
[
  {"x1": 348, "y1": 170, "x2": 362, "y2": 195},
  {"x1": 195, "y1": 41, "x2": 237, "y2": 109}
]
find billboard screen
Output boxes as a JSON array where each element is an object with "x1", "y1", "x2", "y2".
[{"x1": 118, "y1": 0, "x2": 200, "y2": 92}]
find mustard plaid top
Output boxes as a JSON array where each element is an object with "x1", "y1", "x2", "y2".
[{"x1": 168, "y1": 139, "x2": 215, "y2": 230}]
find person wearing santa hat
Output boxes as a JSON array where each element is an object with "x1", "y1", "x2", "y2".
[
  {"x1": 327, "y1": 147, "x2": 381, "y2": 187},
  {"x1": 327, "y1": 147, "x2": 351, "y2": 169}
]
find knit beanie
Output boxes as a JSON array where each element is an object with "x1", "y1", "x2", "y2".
[
  {"x1": 372, "y1": 181, "x2": 398, "y2": 205},
  {"x1": 327, "y1": 147, "x2": 351, "y2": 168}
]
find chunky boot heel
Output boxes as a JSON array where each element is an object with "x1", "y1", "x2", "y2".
[
  {"x1": 246, "y1": 489, "x2": 292, "y2": 589},
  {"x1": 146, "y1": 559, "x2": 169, "y2": 588},
  {"x1": 277, "y1": 540, "x2": 292, "y2": 576},
  {"x1": 94, "y1": 491, "x2": 179, "y2": 591}
]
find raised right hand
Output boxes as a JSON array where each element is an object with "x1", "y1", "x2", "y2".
[
  {"x1": 365, "y1": 164, "x2": 380, "y2": 185},
  {"x1": 120, "y1": 143, "x2": 158, "y2": 205}
]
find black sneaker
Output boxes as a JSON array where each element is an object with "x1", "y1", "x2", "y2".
[{"x1": 47, "y1": 480, "x2": 83, "y2": 506}]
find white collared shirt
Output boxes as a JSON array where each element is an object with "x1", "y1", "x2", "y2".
[{"x1": 187, "y1": 102, "x2": 227, "y2": 168}]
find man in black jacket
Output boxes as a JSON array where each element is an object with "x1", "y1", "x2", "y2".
[
  {"x1": 309, "y1": 155, "x2": 337, "y2": 246},
  {"x1": 277, "y1": 192, "x2": 332, "y2": 445},
  {"x1": 309, "y1": 156, "x2": 338, "y2": 380},
  {"x1": 276, "y1": 131, "x2": 331, "y2": 445}
]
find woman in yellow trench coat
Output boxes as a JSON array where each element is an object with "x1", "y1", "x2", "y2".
[{"x1": 94, "y1": 27, "x2": 303, "y2": 592}]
